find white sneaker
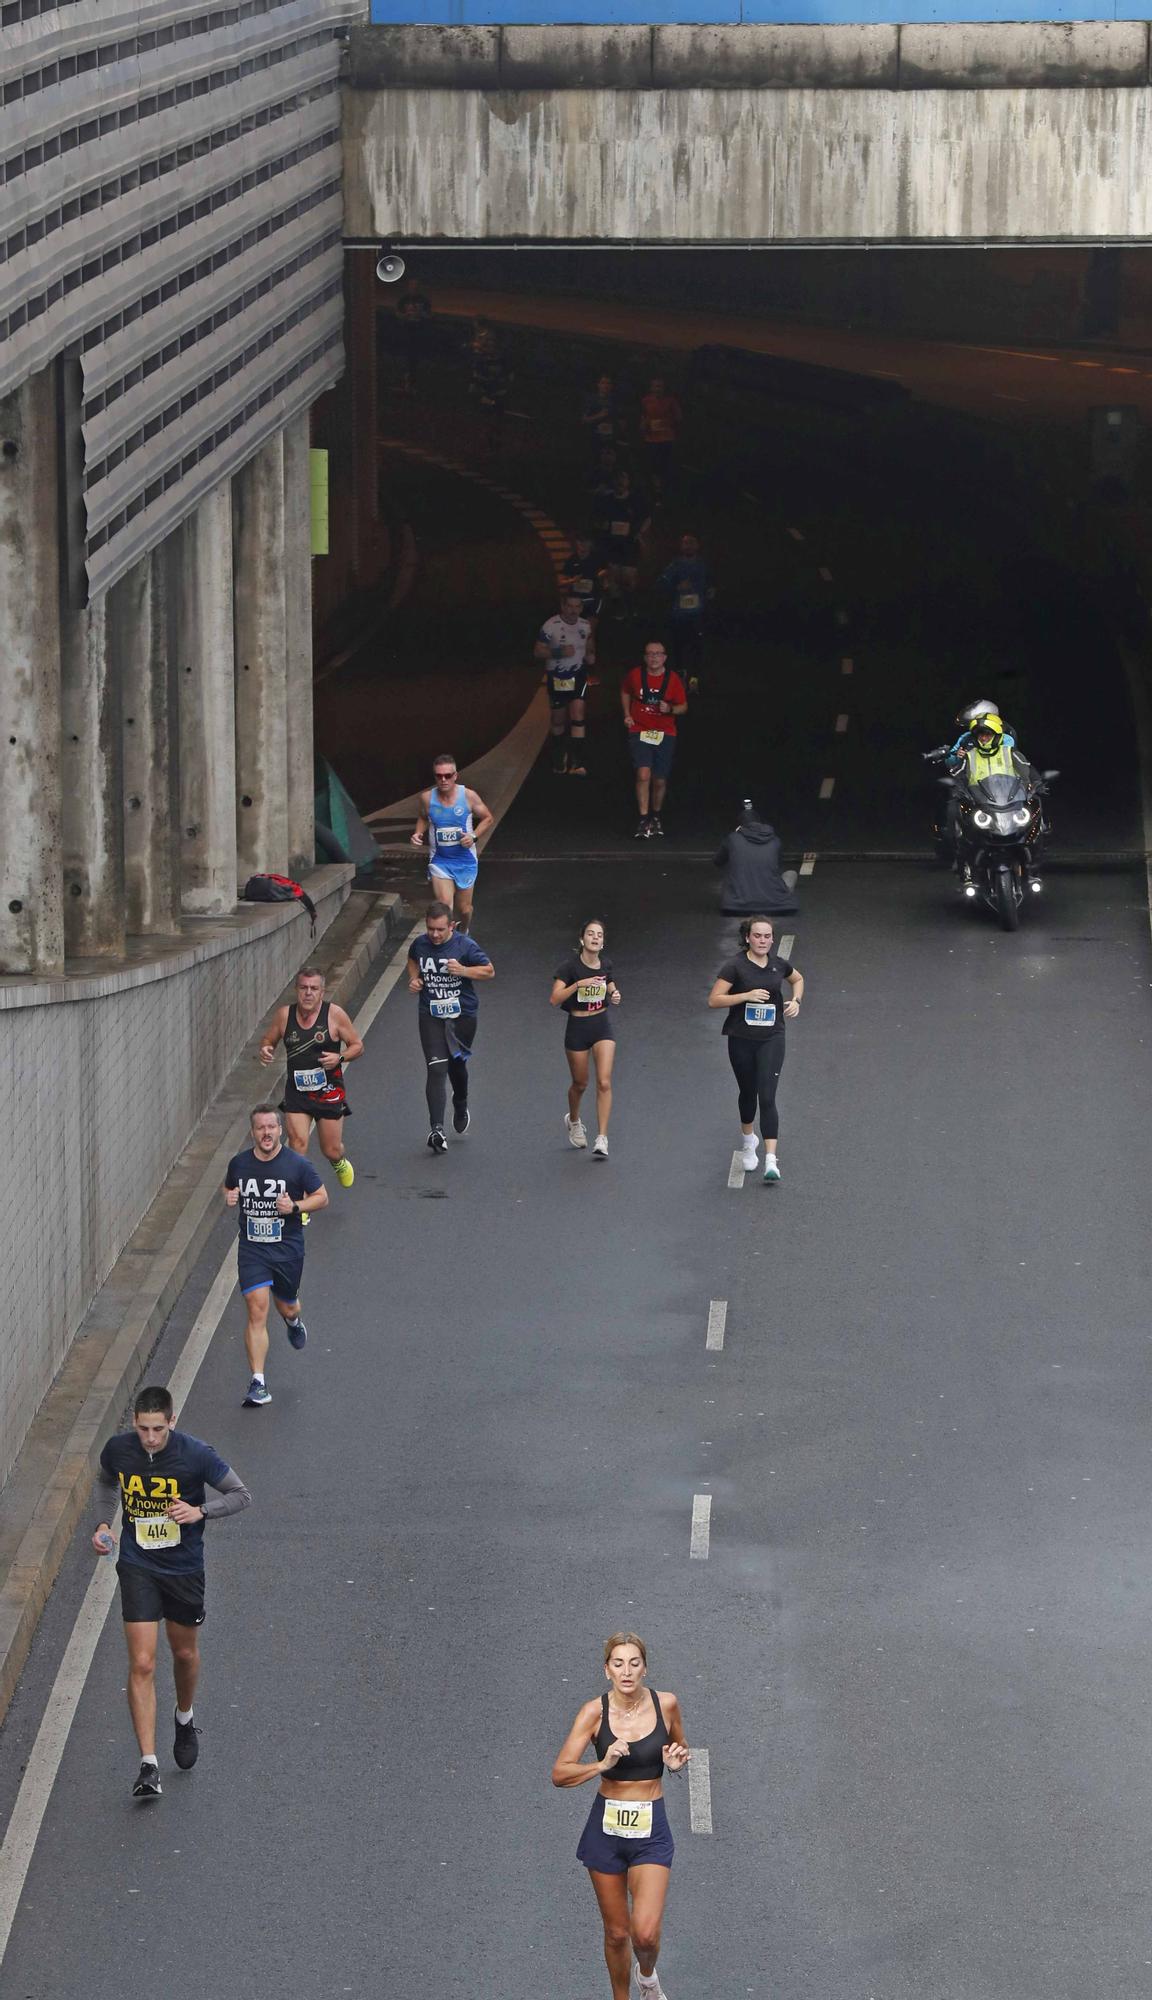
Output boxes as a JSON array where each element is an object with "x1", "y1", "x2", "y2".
[
  {"x1": 741, "y1": 1136, "x2": 759, "y2": 1172},
  {"x1": 635, "y1": 1974, "x2": 667, "y2": 1999},
  {"x1": 593, "y1": 1134, "x2": 609, "y2": 1160},
  {"x1": 566, "y1": 1115, "x2": 587, "y2": 1149},
  {"x1": 762, "y1": 1156, "x2": 782, "y2": 1183}
]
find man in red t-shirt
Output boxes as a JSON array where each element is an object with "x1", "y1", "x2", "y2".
[{"x1": 620, "y1": 640, "x2": 688, "y2": 839}]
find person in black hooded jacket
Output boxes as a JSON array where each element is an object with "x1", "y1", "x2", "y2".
[{"x1": 713, "y1": 804, "x2": 799, "y2": 915}]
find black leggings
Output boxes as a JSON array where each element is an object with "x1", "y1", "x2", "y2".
[
  {"x1": 418, "y1": 1012, "x2": 477, "y2": 1128},
  {"x1": 727, "y1": 1034, "x2": 786, "y2": 1140}
]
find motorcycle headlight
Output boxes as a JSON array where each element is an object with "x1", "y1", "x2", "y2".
[
  {"x1": 1012, "y1": 806, "x2": 1031, "y2": 828},
  {"x1": 972, "y1": 809, "x2": 992, "y2": 829}
]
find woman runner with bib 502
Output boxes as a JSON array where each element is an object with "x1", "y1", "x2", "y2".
[
  {"x1": 708, "y1": 914, "x2": 803, "y2": 1184},
  {"x1": 551, "y1": 918, "x2": 620, "y2": 1159},
  {"x1": 552, "y1": 1633, "x2": 690, "y2": 2000}
]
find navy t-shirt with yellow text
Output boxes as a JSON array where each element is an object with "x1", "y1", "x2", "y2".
[{"x1": 99, "y1": 1429, "x2": 232, "y2": 1574}]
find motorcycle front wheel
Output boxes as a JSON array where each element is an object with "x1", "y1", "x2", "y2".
[{"x1": 993, "y1": 866, "x2": 1020, "y2": 932}]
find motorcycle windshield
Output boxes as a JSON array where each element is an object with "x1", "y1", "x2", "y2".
[{"x1": 968, "y1": 773, "x2": 1028, "y2": 808}]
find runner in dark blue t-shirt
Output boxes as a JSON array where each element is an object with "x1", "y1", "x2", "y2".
[
  {"x1": 407, "y1": 901, "x2": 495, "y2": 1153},
  {"x1": 223, "y1": 1103, "x2": 326, "y2": 1407},
  {"x1": 93, "y1": 1383, "x2": 251, "y2": 1798}
]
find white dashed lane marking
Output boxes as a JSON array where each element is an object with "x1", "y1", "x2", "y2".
[
  {"x1": 819, "y1": 777, "x2": 836, "y2": 800},
  {"x1": 778, "y1": 935, "x2": 794, "y2": 958},
  {"x1": 835, "y1": 713, "x2": 849, "y2": 734},
  {"x1": 819, "y1": 566, "x2": 833, "y2": 582},
  {"x1": 689, "y1": 1749, "x2": 714, "y2": 1834},
  {"x1": 727, "y1": 1150, "x2": 746, "y2": 1190},
  {"x1": 706, "y1": 1301, "x2": 727, "y2": 1352},
  {"x1": 799, "y1": 852, "x2": 818, "y2": 876},
  {"x1": 788, "y1": 526, "x2": 804, "y2": 542},
  {"x1": 690, "y1": 1494, "x2": 713, "y2": 1559},
  {"x1": 841, "y1": 657, "x2": 854, "y2": 675}
]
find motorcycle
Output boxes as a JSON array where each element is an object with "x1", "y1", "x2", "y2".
[{"x1": 923, "y1": 748, "x2": 1058, "y2": 931}]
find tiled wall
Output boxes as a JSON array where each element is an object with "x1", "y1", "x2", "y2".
[{"x1": 0, "y1": 872, "x2": 350, "y2": 1485}]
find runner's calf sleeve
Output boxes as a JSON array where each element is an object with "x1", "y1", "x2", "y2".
[{"x1": 426, "y1": 1063, "x2": 449, "y2": 1127}]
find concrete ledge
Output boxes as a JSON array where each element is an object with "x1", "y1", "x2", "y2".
[
  {"x1": 0, "y1": 865, "x2": 355, "y2": 1011},
  {"x1": 345, "y1": 20, "x2": 1151, "y2": 90},
  {"x1": 0, "y1": 887, "x2": 404, "y2": 1726},
  {"x1": 654, "y1": 24, "x2": 897, "y2": 89},
  {"x1": 346, "y1": 23, "x2": 501, "y2": 86},
  {"x1": 900, "y1": 21, "x2": 1150, "y2": 87},
  {"x1": 502, "y1": 24, "x2": 654, "y2": 89}
]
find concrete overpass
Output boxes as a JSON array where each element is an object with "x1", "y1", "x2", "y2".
[{"x1": 344, "y1": 21, "x2": 1152, "y2": 242}]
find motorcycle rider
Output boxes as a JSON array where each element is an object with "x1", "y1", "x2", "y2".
[{"x1": 939, "y1": 711, "x2": 1043, "y2": 881}]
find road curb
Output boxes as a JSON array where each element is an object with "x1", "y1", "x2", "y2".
[{"x1": 0, "y1": 889, "x2": 403, "y2": 1728}]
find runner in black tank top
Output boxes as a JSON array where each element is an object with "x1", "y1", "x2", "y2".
[
  {"x1": 258, "y1": 966, "x2": 364, "y2": 1192},
  {"x1": 552, "y1": 1632, "x2": 690, "y2": 2000}
]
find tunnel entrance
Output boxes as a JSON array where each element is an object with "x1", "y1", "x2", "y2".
[{"x1": 311, "y1": 244, "x2": 1151, "y2": 867}]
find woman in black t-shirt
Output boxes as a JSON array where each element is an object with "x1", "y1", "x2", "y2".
[
  {"x1": 551, "y1": 919, "x2": 621, "y2": 1161},
  {"x1": 707, "y1": 914, "x2": 804, "y2": 1184}
]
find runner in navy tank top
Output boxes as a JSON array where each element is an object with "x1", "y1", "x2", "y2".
[{"x1": 259, "y1": 966, "x2": 363, "y2": 1192}]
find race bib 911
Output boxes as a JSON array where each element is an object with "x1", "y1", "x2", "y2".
[{"x1": 744, "y1": 1002, "x2": 776, "y2": 1028}]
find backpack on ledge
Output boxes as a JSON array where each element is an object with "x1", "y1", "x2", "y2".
[{"x1": 241, "y1": 873, "x2": 318, "y2": 935}]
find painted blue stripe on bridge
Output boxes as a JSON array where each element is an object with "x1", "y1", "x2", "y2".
[{"x1": 371, "y1": 1, "x2": 1150, "y2": 20}]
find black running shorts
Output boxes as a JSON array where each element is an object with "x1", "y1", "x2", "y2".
[{"x1": 117, "y1": 1560, "x2": 206, "y2": 1627}]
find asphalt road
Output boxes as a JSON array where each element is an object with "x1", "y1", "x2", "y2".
[
  {"x1": 3, "y1": 848, "x2": 1152, "y2": 2000},
  {"x1": 3, "y1": 309, "x2": 1152, "y2": 2000}
]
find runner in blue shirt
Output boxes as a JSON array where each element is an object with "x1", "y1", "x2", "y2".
[
  {"x1": 223, "y1": 1103, "x2": 327, "y2": 1407},
  {"x1": 93, "y1": 1382, "x2": 251, "y2": 1799},
  {"x1": 658, "y1": 534, "x2": 715, "y2": 690},
  {"x1": 412, "y1": 753, "x2": 494, "y2": 933},
  {"x1": 407, "y1": 902, "x2": 495, "y2": 1153}
]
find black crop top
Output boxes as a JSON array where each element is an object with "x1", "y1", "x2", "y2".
[{"x1": 594, "y1": 1690, "x2": 669, "y2": 1782}]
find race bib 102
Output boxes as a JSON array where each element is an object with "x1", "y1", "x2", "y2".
[{"x1": 602, "y1": 1798, "x2": 653, "y2": 1839}]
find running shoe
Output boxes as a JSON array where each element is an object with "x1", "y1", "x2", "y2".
[
  {"x1": 284, "y1": 1315, "x2": 307, "y2": 1350},
  {"x1": 649, "y1": 814, "x2": 664, "y2": 837},
  {"x1": 428, "y1": 1128, "x2": 448, "y2": 1155},
  {"x1": 762, "y1": 1157, "x2": 782, "y2": 1184},
  {"x1": 634, "y1": 818, "x2": 652, "y2": 840},
  {"x1": 132, "y1": 1761, "x2": 163, "y2": 1800},
  {"x1": 243, "y1": 1378, "x2": 272, "y2": 1407},
  {"x1": 452, "y1": 1103, "x2": 471, "y2": 1136},
  {"x1": 300, "y1": 1210, "x2": 310, "y2": 1227},
  {"x1": 593, "y1": 1135, "x2": 609, "y2": 1160},
  {"x1": 173, "y1": 1713, "x2": 200, "y2": 1771},
  {"x1": 741, "y1": 1136, "x2": 759, "y2": 1173},
  {"x1": 566, "y1": 1114, "x2": 588, "y2": 1149},
  {"x1": 634, "y1": 1975, "x2": 667, "y2": 1999},
  {"x1": 567, "y1": 763, "x2": 588, "y2": 778},
  {"x1": 334, "y1": 1157, "x2": 355, "y2": 1189}
]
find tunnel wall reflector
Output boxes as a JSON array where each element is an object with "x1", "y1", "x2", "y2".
[{"x1": 310, "y1": 448, "x2": 329, "y2": 556}]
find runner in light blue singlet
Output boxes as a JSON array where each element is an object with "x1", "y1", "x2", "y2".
[{"x1": 412, "y1": 755, "x2": 494, "y2": 933}]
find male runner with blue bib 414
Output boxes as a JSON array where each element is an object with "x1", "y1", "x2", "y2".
[{"x1": 411, "y1": 754, "x2": 494, "y2": 933}]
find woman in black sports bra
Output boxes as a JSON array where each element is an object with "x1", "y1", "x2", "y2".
[{"x1": 552, "y1": 1632, "x2": 690, "y2": 2000}]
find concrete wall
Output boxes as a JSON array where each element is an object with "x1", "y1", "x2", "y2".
[
  {"x1": 345, "y1": 24, "x2": 1152, "y2": 244},
  {"x1": 0, "y1": 867, "x2": 352, "y2": 1488}
]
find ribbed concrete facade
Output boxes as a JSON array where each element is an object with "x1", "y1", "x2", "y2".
[{"x1": 1, "y1": 0, "x2": 360, "y2": 600}]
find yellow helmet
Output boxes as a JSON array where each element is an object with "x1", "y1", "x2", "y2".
[{"x1": 971, "y1": 712, "x2": 1005, "y2": 752}]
